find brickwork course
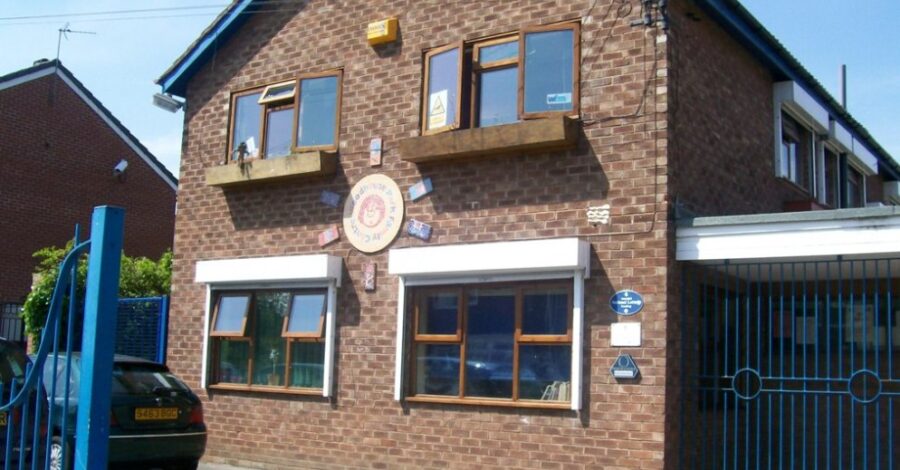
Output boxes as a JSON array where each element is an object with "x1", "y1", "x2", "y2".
[
  {"x1": 160, "y1": 0, "x2": 897, "y2": 468},
  {"x1": 0, "y1": 61, "x2": 177, "y2": 304}
]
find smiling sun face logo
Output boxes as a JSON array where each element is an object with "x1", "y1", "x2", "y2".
[{"x1": 357, "y1": 195, "x2": 386, "y2": 228}]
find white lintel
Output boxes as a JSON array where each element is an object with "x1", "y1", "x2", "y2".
[
  {"x1": 388, "y1": 237, "x2": 590, "y2": 279},
  {"x1": 774, "y1": 81, "x2": 829, "y2": 132},
  {"x1": 851, "y1": 137, "x2": 879, "y2": 175},
  {"x1": 195, "y1": 254, "x2": 342, "y2": 286}
]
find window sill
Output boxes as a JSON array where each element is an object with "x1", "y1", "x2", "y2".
[
  {"x1": 209, "y1": 383, "x2": 325, "y2": 396},
  {"x1": 399, "y1": 116, "x2": 579, "y2": 164},
  {"x1": 405, "y1": 394, "x2": 571, "y2": 410},
  {"x1": 205, "y1": 150, "x2": 337, "y2": 187}
]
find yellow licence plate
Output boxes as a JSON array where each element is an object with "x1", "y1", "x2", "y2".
[{"x1": 134, "y1": 407, "x2": 179, "y2": 421}]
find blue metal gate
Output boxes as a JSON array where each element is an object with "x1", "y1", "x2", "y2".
[
  {"x1": 681, "y1": 258, "x2": 900, "y2": 468},
  {"x1": 0, "y1": 206, "x2": 124, "y2": 470},
  {"x1": 115, "y1": 297, "x2": 168, "y2": 364}
]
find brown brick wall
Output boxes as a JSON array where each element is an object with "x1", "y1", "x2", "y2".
[
  {"x1": 666, "y1": 2, "x2": 809, "y2": 218},
  {"x1": 170, "y1": 0, "x2": 671, "y2": 468},
  {"x1": 0, "y1": 73, "x2": 176, "y2": 303}
]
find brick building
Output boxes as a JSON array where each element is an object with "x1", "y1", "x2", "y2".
[
  {"x1": 0, "y1": 60, "x2": 177, "y2": 340},
  {"x1": 157, "y1": 0, "x2": 900, "y2": 468}
]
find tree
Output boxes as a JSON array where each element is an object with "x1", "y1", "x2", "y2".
[{"x1": 21, "y1": 242, "x2": 172, "y2": 345}]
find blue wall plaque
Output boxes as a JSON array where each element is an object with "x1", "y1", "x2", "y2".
[
  {"x1": 610, "y1": 353, "x2": 640, "y2": 379},
  {"x1": 610, "y1": 289, "x2": 644, "y2": 316}
]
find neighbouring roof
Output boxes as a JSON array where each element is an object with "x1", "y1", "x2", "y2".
[
  {"x1": 156, "y1": 0, "x2": 898, "y2": 179},
  {"x1": 1, "y1": 59, "x2": 178, "y2": 190}
]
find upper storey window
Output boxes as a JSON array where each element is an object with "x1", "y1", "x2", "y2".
[
  {"x1": 779, "y1": 113, "x2": 814, "y2": 191},
  {"x1": 421, "y1": 22, "x2": 580, "y2": 135},
  {"x1": 227, "y1": 71, "x2": 342, "y2": 161}
]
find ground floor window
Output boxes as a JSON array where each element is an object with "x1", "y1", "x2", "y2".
[
  {"x1": 408, "y1": 281, "x2": 572, "y2": 405},
  {"x1": 211, "y1": 289, "x2": 326, "y2": 391}
]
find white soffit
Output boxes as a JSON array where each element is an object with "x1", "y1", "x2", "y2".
[
  {"x1": 828, "y1": 119, "x2": 853, "y2": 153},
  {"x1": 389, "y1": 238, "x2": 590, "y2": 279},
  {"x1": 774, "y1": 81, "x2": 829, "y2": 132},
  {"x1": 851, "y1": 138, "x2": 879, "y2": 175},
  {"x1": 677, "y1": 209, "x2": 900, "y2": 262},
  {"x1": 195, "y1": 254, "x2": 342, "y2": 286}
]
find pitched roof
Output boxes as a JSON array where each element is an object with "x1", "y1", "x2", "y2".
[
  {"x1": 155, "y1": 0, "x2": 255, "y2": 97},
  {"x1": 155, "y1": 0, "x2": 897, "y2": 179},
  {"x1": 1, "y1": 59, "x2": 178, "y2": 190}
]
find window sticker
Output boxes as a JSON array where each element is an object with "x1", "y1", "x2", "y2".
[
  {"x1": 546, "y1": 93, "x2": 572, "y2": 106},
  {"x1": 245, "y1": 136, "x2": 258, "y2": 157},
  {"x1": 428, "y1": 90, "x2": 449, "y2": 129}
]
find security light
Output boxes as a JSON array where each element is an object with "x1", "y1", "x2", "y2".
[{"x1": 152, "y1": 93, "x2": 185, "y2": 113}]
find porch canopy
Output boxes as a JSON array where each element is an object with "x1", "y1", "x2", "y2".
[{"x1": 677, "y1": 206, "x2": 900, "y2": 264}]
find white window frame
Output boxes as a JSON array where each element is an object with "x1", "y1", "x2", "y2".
[
  {"x1": 388, "y1": 238, "x2": 590, "y2": 410},
  {"x1": 195, "y1": 254, "x2": 342, "y2": 397}
]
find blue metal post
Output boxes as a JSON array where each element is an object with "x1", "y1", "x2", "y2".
[
  {"x1": 158, "y1": 295, "x2": 169, "y2": 364},
  {"x1": 74, "y1": 206, "x2": 124, "y2": 470}
]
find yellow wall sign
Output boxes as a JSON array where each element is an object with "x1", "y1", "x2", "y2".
[
  {"x1": 367, "y1": 18, "x2": 398, "y2": 46},
  {"x1": 343, "y1": 174, "x2": 404, "y2": 253}
]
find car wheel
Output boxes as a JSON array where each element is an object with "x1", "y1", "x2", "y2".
[{"x1": 49, "y1": 436, "x2": 71, "y2": 470}]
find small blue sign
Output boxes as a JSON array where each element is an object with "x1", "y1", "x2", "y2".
[
  {"x1": 407, "y1": 219, "x2": 432, "y2": 241},
  {"x1": 610, "y1": 353, "x2": 640, "y2": 380},
  {"x1": 610, "y1": 289, "x2": 643, "y2": 316},
  {"x1": 408, "y1": 178, "x2": 433, "y2": 201},
  {"x1": 320, "y1": 190, "x2": 341, "y2": 208}
]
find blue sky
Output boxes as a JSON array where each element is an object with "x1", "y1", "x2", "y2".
[{"x1": 1, "y1": 1, "x2": 897, "y2": 176}]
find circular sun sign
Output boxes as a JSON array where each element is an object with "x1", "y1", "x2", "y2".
[{"x1": 342, "y1": 174, "x2": 404, "y2": 253}]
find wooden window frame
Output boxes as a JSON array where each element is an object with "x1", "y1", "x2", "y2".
[
  {"x1": 210, "y1": 289, "x2": 326, "y2": 393},
  {"x1": 282, "y1": 290, "x2": 328, "y2": 339},
  {"x1": 227, "y1": 89, "x2": 265, "y2": 162},
  {"x1": 407, "y1": 280, "x2": 573, "y2": 406},
  {"x1": 471, "y1": 36, "x2": 519, "y2": 128},
  {"x1": 225, "y1": 69, "x2": 343, "y2": 163},
  {"x1": 258, "y1": 80, "x2": 297, "y2": 105},
  {"x1": 293, "y1": 69, "x2": 343, "y2": 153},
  {"x1": 262, "y1": 103, "x2": 295, "y2": 159},
  {"x1": 420, "y1": 21, "x2": 581, "y2": 135},
  {"x1": 210, "y1": 292, "x2": 252, "y2": 337},
  {"x1": 518, "y1": 22, "x2": 581, "y2": 121},
  {"x1": 421, "y1": 41, "x2": 465, "y2": 136}
]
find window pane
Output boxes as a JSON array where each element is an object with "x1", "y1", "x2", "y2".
[
  {"x1": 287, "y1": 292, "x2": 326, "y2": 335},
  {"x1": 425, "y1": 48, "x2": 459, "y2": 131},
  {"x1": 251, "y1": 292, "x2": 290, "y2": 386},
  {"x1": 464, "y1": 288, "x2": 515, "y2": 398},
  {"x1": 522, "y1": 288, "x2": 568, "y2": 335},
  {"x1": 297, "y1": 76, "x2": 338, "y2": 148},
  {"x1": 213, "y1": 295, "x2": 250, "y2": 333},
  {"x1": 216, "y1": 340, "x2": 249, "y2": 384},
  {"x1": 523, "y1": 30, "x2": 574, "y2": 114},
  {"x1": 825, "y1": 149, "x2": 839, "y2": 207},
  {"x1": 264, "y1": 107, "x2": 293, "y2": 158},
  {"x1": 478, "y1": 67, "x2": 518, "y2": 127},
  {"x1": 414, "y1": 344, "x2": 460, "y2": 396},
  {"x1": 418, "y1": 292, "x2": 458, "y2": 335},
  {"x1": 518, "y1": 345, "x2": 571, "y2": 401},
  {"x1": 231, "y1": 93, "x2": 262, "y2": 159},
  {"x1": 479, "y1": 41, "x2": 517, "y2": 63},
  {"x1": 290, "y1": 342, "x2": 324, "y2": 388}
]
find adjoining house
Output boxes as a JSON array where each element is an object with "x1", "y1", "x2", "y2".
[
  {"x1": 0, "y1": 60, "x2": 177, "y2": 342},
  {"x1": 157, "y1": 0, "x2": 900, "y2": 468}
]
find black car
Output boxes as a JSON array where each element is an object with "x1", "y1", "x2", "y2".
[
  {"x1": 0, "y1": 338, "x2": 44, "y2": 467},
  {"x1": 37, "y1": 354, "x2": 206, "y2": 470}
]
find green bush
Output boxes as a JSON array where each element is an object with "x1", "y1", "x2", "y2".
[{"x1": 21, "y1": 244, "x2": 172, "y2": 345}]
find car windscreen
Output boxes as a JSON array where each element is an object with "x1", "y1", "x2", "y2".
[{"x1": 111, "y1": 362, "x2": 190, "y2": 395}]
